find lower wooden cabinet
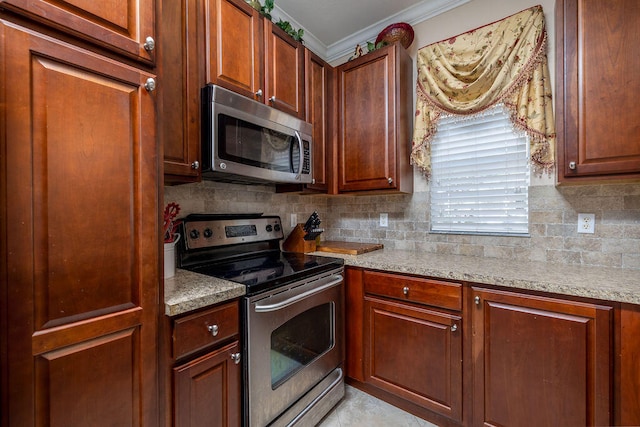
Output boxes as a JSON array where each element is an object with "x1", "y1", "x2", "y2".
[
  {"x1": 345, "y1": 268, "x2": 627, "y2": 427},
  {"x1": 173, "y1": 340, "x2": 241, "y2": 427},
  {"x1": 364, "y1": 296, "x2": 462, "y2": 421},
  {"x1": 167, "y1": 300, "x2": 242, "y2": 427},
  {"x1": 471, "y1": 287, "x2": 612, "y2": 427}
]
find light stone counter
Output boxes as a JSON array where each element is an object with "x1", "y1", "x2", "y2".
[
  {"x1": 310, "y1": 249, "x2": 640, "y2": 305},
  {"x1": 165, "y1": 250, "x2": 640, "y2": 316},
  {"x1": 164, "y1": 269, "x2": 245, "y2": 316}
]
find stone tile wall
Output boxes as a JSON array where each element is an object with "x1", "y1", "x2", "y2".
[{"x1": 164, "y1": 181, "x2": 640, "y2": 270}]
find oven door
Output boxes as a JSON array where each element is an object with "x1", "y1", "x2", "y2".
[{"x1": 245, "y1": 269, "x2": 344, "y2": 427}]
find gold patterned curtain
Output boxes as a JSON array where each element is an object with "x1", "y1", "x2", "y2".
[{"x1": 411, "y1": 5, "x2": 555, "y2": 178}]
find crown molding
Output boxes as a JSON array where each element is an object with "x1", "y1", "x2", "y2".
[{"x1": 273, "y1": 0, "x2": 471, "y2": 64}]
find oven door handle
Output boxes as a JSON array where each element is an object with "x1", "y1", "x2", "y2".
[{"x1": 254, "y1": 274, "x2": 343, "y2": 313}]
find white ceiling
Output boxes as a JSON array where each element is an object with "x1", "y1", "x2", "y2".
[{"x1": 269, "y1": 0, "x2": 471, "y2": 63}]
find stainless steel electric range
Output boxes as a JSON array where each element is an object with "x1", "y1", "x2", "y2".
[{"x1": 177, "y1": 214, "x2": 345, "y2": 427}]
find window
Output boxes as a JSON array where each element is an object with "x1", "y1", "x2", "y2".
[{"x1": 430, "y1": 105, "x2": 530, "y2": 236}]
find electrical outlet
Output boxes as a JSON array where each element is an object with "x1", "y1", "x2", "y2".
[
  {"x1": 380, "y1": 213, "x2": 388, "y2": 227},
  {"x1": 577, "y1": 213, "x2": 595, "y2": 234},
  {"x1": 290, "y1": 213, "x2": 297, "y2": 228}
]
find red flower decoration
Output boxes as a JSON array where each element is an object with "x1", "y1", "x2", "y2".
[{"x1": 163, "y1": 202, "x2": 181, "y2": 243}]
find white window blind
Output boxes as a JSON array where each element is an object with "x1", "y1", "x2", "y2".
[{"x1": 430, "y1": 105, "x2": 530, "y2": 235}]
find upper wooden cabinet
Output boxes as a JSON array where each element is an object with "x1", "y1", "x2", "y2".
[
  {"x1": 160, "y1": 0, "x2": 202, "y2": 183},
  {"x1": 337, "y1": 43, "x2": 413, "y2": 193},
  {"x1": 0, "y1": 0, "x2": 156, "y2": 64},
  {"x1": 304, "y1": 49, "x2": 335, "y2": 193},
  {"x1": 161, "y1": 0, "x2": 306, "y2": 183},
  {"x1": 471, "y1": 287, "x2": 612, "y2": 426},
  {"x1": 556, "y1": 0, "x2": 640, "y2": 182},
  {"x1": 204, "y1": 0, "x2": 305, "y2": 119},
  {"x1": 204, "y1": 0, "x2": 263, "y2": 101}
]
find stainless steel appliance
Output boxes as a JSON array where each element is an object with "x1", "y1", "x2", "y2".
[
  {"x1": 201, "y1": 85, "x2": 313, "y2": 185},
  {"x1": 177, "y1": 214, "x2": 344, "y2": 427}
]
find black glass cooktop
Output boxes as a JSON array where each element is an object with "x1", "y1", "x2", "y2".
[{"x1": 185, "y1": 251, "x2": 343, "y2": 295}]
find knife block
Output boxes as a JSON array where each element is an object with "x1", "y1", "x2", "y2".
[{"x1": 282, "y1": 224, "x2": 317, "y2": 253}]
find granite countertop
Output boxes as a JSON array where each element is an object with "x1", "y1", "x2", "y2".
[
  {"x1": 164, "y1": 269, "x2": 245, "y2": 316},
  {"x1": 310, "y1": 249, "x2": 640, "y2": 305},
  {"x1": 164, "y1": 249, "x2": 640, "y2": 316}
]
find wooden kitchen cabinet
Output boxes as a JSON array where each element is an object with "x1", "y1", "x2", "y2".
[
  {"x1": 204, "y1": 0, "x2": 304, "y2": 119},
  {"x1": 159, "y1": 0, "x2": 202, "y2": 182},
  {"x1": 471, "y1": 286, "x2": 612, "y2": 426},
  {"x1": 345, "y1": 269, "x2": 463, "y2": 425},
  {"x1": 556, "y1": 0, "x2": 640, "y2": 182},
  {"x1": 0, "y1": 19, "x2": 159, "y2": 427},
  {"x1": 617, "y1": 303, "x2": 640, "y2": 426},
  {"x1": 169, "y1": 301, "x2": 241, "y2": 427},
  {"x1": 174, "y1": 341, "x2": 242, "y2": 427},
  {"x1": 161, "y1": 0, "x2": 307, "y2": 183},
  {"x1": 337, "y1": 43, "x2": 413, "y2": 193},
  {"x1": 304, "y1": 49, "x2": 335, "y2": 193},
  {"x1": 0, "y1": 0, "x2": 156, "y2": 64}
]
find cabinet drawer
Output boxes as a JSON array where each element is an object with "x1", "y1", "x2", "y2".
[
  {"x1": 173, "y1": 301, "x2": 239, "y2": 360},
  {"x1": 363, "y1": 271, "x2": 462, "y2": 311}
]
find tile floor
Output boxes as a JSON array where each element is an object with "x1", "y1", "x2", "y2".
[{"x1": 317, "y1": 385, "x2": 438, "y2": 427}]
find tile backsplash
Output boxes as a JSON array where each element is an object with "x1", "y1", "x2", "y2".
[{"x1": 164, "y1": 181, "x2": 640, "y2": 270}]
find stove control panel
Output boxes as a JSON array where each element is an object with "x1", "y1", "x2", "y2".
[{"x1": 183, "y1": 216, "x2": 283, "y2": 250}]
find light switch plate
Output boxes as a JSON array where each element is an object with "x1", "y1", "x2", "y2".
[
  {"x1": 577, "y1": 213, "x2": 595, "y2": 234},
  {"x1": 291, "y1": 213, "x2": 297, "y2": 228},
  {"x1": 380, "y1": 213, "x2": 388, "y2": 227}
]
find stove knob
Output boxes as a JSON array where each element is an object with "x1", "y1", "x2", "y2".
[
  {"x1": 266, "y1": 225, "x2": 273, "y2": 232},
  {"x1": 203, "y1": 228, "x2": 213, "y2": 238},
  {"x1": 274, "y1": 224, "x2": 281, "y2": 232},
  {"x1": 189, "y1": 229, "x2": 200, "y2": 239}
]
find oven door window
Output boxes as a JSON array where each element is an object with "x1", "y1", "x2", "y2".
[
  {"x1": 271, "y1": 302, "x2": 334, "y2": 389},
  {"x1": 218, "y1": 114, "x2": 301, "y2": 173}
]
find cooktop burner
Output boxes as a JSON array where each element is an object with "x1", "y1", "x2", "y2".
[{"x1": 177, "y1": 214, "x2": 343, "y2": 295}]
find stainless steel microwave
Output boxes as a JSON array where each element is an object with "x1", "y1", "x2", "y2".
[{"x1": 201, "y1": 84, "x2": 312, "y2": 184}]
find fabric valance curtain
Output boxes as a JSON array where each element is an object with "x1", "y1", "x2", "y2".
[{"x1": 411, "y1": 5, "x2": 555, "y2": 178}]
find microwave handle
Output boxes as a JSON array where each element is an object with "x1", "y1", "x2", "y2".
[{"x1": 294, "y1": 130, "x2": 304, "y2": 180}]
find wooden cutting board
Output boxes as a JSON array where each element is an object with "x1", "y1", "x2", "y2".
[{"x1": 316, "y1": 241, "x2": 383, "y2": 255}]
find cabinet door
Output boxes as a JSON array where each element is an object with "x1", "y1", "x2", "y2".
[
  {"x1": 472, "y1": 287, "x2": 612, "y2": 426},
  {"x1": 337, "y1": 44, "x2": 413, "y2": 193},
  {"x1": 174, "y1": 341, "x2": 242, "y2": 427},
  {"x1": 364, "y1": 296, "x2": 463, "y2": 422},
  {"x1": 0, "y1": 0, "x2": 155, "y2": 63},
  {"x1": 264, "y1": 20, "x2": 304, "y2": 119},
  {"x1": 556, "y1": 0, "x2": 640, "y2": 181},
  {"x1": 304, "y1": 49, "x2": 334, "y2": 192},
  {"x1": 204, "y1": 0, "x2": 263, "y2": 101},
  {"x1": 1, "y1": 22, "x2": 158, "y2": 426},
  {"x1": 160, "y1": 0, "x2": 202, "y2": 182}
]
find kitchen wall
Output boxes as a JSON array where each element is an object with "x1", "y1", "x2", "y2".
[{"x1": 164, "y1": 0, "x2": 640, "y2": 270}]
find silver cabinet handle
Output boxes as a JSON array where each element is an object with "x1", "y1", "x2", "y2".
[
  {"x1": 269, "y1": 96, "x2": 276, "y2": 103},
  {"x1": 402, "y1": 286, "x2": 409, "y2": 296},
  {"x1": 451, "y1": 324, "x2": 458, "y2": 332},
  {"x1": 144, "y1": 77, "x2": 156, "y2": 92},
  {"x1": 143, "y1": 36, "x2": 155, "y2": 52},
  {"x1": 387, "y1": 177, "x2": 393, "y2": 184},
  {"x1": 207, "y1": 324, "x2": 219, "y2": 336},
  {"x1": 255, "y1": 89, "x2": 263, "y2": 98},
  {"x1": 569, "y1": 161, "x2": 576, "y2": 170},
  {"x1": 474, "y1": 296, "x2": 481, "y2": 305},
  {"x1": 191, "y1": 161, "x2": 200, "y2": 170},
  {"x1": 230, "y1": 353, "x2": 241, "y2": 364}
]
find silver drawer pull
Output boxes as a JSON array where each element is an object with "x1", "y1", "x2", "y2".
[
  {"x1": 207, "y1": 324, "x2": 219, "y2": 336},
  {"x1": 230, "y1": 352, "x2": 241, "y2": 364},
  {"x1": 402, "y1": 286, "x2": 409, "y2": 296},
  {"x1": 451, "y1": 324, "x2": 458, "y2": 332}
]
